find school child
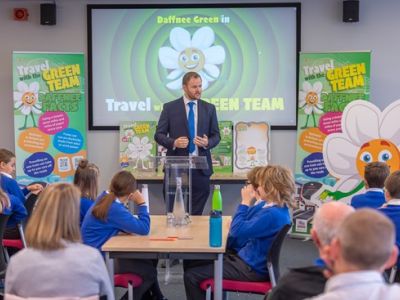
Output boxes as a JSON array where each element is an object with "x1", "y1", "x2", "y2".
[
  {"x1": 73, "y1": 159, "x2": 99, "y2": 225},
  {"x1": 184, "y1": 165, "x2": 295, "y2": 300},
  {"x1": 81, "y1": 170, "x2": 167, "y2": 300},
  {"x1": 5, "y1": 183, "x2": 114, "y2": 299},
  {"x1": 379, "y1": 170, "x2": 400, "y2": 281},
  {"x1": 0, "y1": 149, "x2": 42, "y2": 239},
  {"x1": 351, "y1": 162, "x2": 389, "y2": 209}
]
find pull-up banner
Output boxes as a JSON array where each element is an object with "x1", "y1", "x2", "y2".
[
  {"x1": 13, "y1": 52, "x2": 87, "y2": 185},
  {"x1": 293, "y1": 51, "x2": 371, "y2": 236}
]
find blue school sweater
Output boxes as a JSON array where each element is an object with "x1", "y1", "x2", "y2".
[
  {"x1": 227, "y1": 201, "x2": 265, "y2": 251},
  {"x1": 79, "y1": 197, "x2": 94, "y2": 226},
  {"x1": 3, "y1": 193, "x2": 28, "y2": 227},
  {"x1": 81, "y1": 191, "x2": 150, "y2": 251},
  {"x1": 379, "y1": 201, "x2": 400, "y2": 266},
  {"x1": 0, "y1": 174, "x2": 28, "y2": 205},
  {"x1": 350, "y1": 189, "x2": 385, "y2": 209},
  {"x1": 229, "y1": 203, "x2": 291, "y2": 276}
]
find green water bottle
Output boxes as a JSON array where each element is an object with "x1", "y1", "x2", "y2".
[{"x1": 212, "y1": 185, "x2": 223, "y2": 211}]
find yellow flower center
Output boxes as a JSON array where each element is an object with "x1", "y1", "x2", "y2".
[
  {"x1": 305, "y1": 91, "x2": 319, "y2": 105},
  {"x1": 178, "y1": 48, "x2": 205, "y2": 72},
  {"x1": 356, "y1": 138, "x2": 400, "y2": 177},
  {"x1": 21, "y1": 92, "x2": 37, "y2": 106}
]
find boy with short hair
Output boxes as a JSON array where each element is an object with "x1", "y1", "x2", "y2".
[
  {"x1": 379, "y1": 170, "x2": 400, "y2": 277},
  {"x1": 350, "y1": 162, "x2": 389, "y2": 209}
]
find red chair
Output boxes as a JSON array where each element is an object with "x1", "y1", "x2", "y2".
[
  {"x1": 114, "y1": 273, "x2": 143, "y2": 300},
  {"x1": 3, "y1": 193, "x2": 39, "y2": 259},
  {"x1": 200, "y1": 224, "x2": 291, "y2": 300}
]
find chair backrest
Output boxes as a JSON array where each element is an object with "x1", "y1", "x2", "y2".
[
  {"x1": 267, "y1": 223, "x2": 291, "y2": 286},
  {"x1": 0, "y1": 214, "x2": 11, "y2": 275},
  {"x1": 5, "y1": 295, "x2": 102, "y2": 300},
  {"x1": 24, "y1": 193, "x2": 39, "y2": 218}
]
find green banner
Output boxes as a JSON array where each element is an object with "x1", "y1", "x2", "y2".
[
  {"x1": 293, "y1": 51, "x2": 371, "y2": 235},
  {"x1": 119, "y1": 121, "x2": 157, "y2": 175},
  {"x1": 13, "y1": 52, "x2": 87, "y2": 185},
  {"x1": 211, "y1": 121, "x2": 233, "y2": 174}
]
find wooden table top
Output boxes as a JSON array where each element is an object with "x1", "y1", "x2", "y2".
[{"x1": 102, "y1": 215, "x2": 231, "y2": 253}]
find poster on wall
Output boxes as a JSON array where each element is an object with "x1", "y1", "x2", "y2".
[
  {"x1": 293, "y1": 51, "x2": 371, "y2": 236},
  {"x1": 211, "y1": 121, "x2": 233, "y2": 175},
  {"x1": 119, "y1": 121, "x2": 157, "y2": 175},
  {"x1": 13, "y1": 52, "x2": 87, "y2": 185},
  {"x1": 233, "y1": 122, "x2": 270, "y2": 174}
]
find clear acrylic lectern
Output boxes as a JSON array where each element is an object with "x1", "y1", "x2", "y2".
[{"x1": 161, "y1": 156, "x2": 208, "y2": 224}]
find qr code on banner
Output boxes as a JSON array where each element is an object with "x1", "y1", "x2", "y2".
[
  {"x1": 58, "y1": 157, "x2": 71, "y2": 172},
  {"x1": 72, "y1": 156, "x2": 84, "y2": 169},
  {"x1": 295, "y1": 218, "x2": 308, "y2": 233}
]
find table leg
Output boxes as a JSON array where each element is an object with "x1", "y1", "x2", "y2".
[
  {"x1": 214, "y1": 253, "x2": 223, "y2": 300},
  {"x1": 105, "y1": 252, "x2": 114, "y2": 286}
]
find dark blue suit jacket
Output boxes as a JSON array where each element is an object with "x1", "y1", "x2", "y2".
[
  {"x1": 350, "y1": 190, "x2": 386, "y2": 209},
  {"x1": 154, "y1": 97, "x2": 220, "y2": 176}
]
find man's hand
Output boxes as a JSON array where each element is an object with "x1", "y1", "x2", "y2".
[
  {"x1": 194, "y1": 134, "x2": 208, "y2": 148},
  {"x1": 174, "y1": 137, "x2": 189, "y2": 149}
]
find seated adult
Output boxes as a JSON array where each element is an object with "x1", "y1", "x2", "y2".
[
  {"x1": 350, "y1": 162, "x2": 389, "y2": 209},
  {"x1": 184, "y1": 165, "x2": 295, "y2": 300},
  {"x1": 308, "y1": 209, "x2": 400, "y2": 300},
  {"x1": 267, "y1": 202, "x2": 354, "y2": 300},
  {"x1": 5, "y1": 183, "x2": 114, "y2": 299}
]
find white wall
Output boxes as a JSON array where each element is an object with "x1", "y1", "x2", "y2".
[{"x1": 1, "y1": 0, "x2": 399, "y2": 195}]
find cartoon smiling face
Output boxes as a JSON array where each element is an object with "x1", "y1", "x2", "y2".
[
  {"x1": 21, "y1": 92, "x2": 37, "y2": 106},
  {"x1": 305, "y1": 91, "x2": 319, "y2": 105},
  {"x1": 356, "y1": 139, "x2": 400, "y2": 177},
  {"x1": 178, "y1": 48, "x2": 205, "y2": 72}
]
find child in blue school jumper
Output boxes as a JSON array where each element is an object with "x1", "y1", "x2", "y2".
[
  {"x1": 350, "y1": 162, "x2": 389, "y2": 209},
  {"x1": 0, "y1": 149, "x2": 43, "y2": 239},
  {"x1": 0, "y1": 149, "x2": 43, "y2": 203},
  {"x1": 73, "y1": 159, "x2": 99, "y2": 226},
  {"x1": 81, "y1": 170, "x2": 167, "y2": 300},
  {"x1": 379, "y1": 170, "x2": 400, "y2": 281},
  {"x1": 184, "y1": 165, "x2": 295, "y2": 300}
]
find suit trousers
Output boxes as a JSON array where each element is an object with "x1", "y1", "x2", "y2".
[{"x1": 164, "y1": 169, "x2": 210, "y2": 216}]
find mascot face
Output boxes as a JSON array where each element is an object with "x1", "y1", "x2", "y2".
[
  {"x1": 178, "y1": 48, "x2": 205, "y2": 72},
  {"x1": 22, "y1": 92, "x2": 37, "y2": 106},
  {"x1": 356, "y1": 139, "x2": 400, "y2": 177}
]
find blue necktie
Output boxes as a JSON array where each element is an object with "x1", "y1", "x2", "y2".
[{"x1": 188, "y1": 102, "x2": 195, "y2": 153}]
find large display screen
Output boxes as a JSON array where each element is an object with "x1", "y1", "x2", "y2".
[{"x1": 88, "y1": 3, "x2": 300, "y2": 130}]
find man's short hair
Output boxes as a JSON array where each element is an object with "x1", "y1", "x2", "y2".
[
  {"x1": 385, "y1": 170, "x2": 400, "y2": 199},
  {"x1": 313, "y1": 202, "x2": 354, "y2": 246},
  {"x1": 337, "y1": 209, "x2": 395, "y2": 270},
  {"x1": 364, "y1": 162, "x2": 390, "y2": 188},
  {"x1": 182, "y1": 72, "x2": 201, "y2": 86}
]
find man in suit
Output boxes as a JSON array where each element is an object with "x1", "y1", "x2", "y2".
[{"x1": 154, "y1": 72, "x2": 220, "y2": 215}]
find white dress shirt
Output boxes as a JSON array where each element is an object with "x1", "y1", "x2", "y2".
[{"x1": 307, "y1": 271, "x2": 400, "y2": 300}]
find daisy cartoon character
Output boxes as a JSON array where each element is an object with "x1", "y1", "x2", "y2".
[
  {"x1": 126, "y1": 136, "x2": 153, "y2": 169},
  {"x1": 14, "y1": 81, "x2": 42, "y2": 130},
  {"x1": 318, "y1": 100, "x2": 400, "y2": 202},
  {"x1": 299, "y1": 81, "x2": 324, "y2": 129},
  {"x1": 159, "y1": 26, "x2": 226, "y2": 90}
]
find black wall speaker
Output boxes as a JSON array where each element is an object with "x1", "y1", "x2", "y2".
[
  {"x1": 343, "y1": 0, "x2": 359, "y2": 23},
  {"x1": 40, "y1": 3, "x2": 56, "y2": 25}
]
